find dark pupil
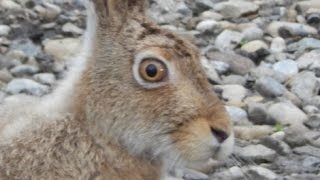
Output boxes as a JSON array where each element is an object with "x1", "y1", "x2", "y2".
[{"x1": 146, "y1": 64, "x2": 158, "y2": 77}]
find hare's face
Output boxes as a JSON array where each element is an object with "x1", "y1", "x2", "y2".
[{"x1": 88, "y1": 0, "x2": 233, "y2": 170}]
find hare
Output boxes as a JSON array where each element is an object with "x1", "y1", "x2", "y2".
[{"x1": 0, "y1": 0, "x2": 234, "y2": 179}]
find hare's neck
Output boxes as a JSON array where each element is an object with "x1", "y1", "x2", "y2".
[{"x1": 75, "y1": 114, "x2": 163, "y2": 179}]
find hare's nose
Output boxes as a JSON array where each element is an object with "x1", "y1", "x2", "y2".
[{"x1": 211, "y1": 128, "x2": 229, "y2": 143}]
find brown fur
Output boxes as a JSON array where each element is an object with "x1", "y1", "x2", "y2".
[{"x1": 0, "y1": 0, "x2": 233, "y2": 179}]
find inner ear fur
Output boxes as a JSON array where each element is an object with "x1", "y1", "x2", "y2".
[{"x1": 93, "y1": 0, "x2": 146, "y2": 28}]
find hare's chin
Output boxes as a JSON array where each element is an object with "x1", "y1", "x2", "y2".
[{"x1": 212, "y1": 132, "x2": 234, "y2": 160}]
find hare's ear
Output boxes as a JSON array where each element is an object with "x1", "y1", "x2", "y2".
[{"x1": 93, "y1": 0, "x2": 146, "y2": 29}]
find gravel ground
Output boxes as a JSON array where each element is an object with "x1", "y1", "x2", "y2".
[{"x1": 0, "y1": 0, "x2": 320, "y2": 179}]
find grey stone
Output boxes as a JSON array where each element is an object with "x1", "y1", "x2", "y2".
[
  {"x1": 10, "y1": 65, "x2": 39, "y2": 77},
  {"x1": 248, "y1": 103, "x2": 275, "y2": 125},
  {"x1": 0, "y1": 0, "x2": 22, "y2": 10},
  {"x1": 0, "y1": 69, "x2": 13, "y2": 83},
  {"x1": 6, "y1": 79, "x2": 49, "y2": 96},
  {"x1": 33, "y1": 73, "x2": 56, "y2": 86},
  {"x1": 287, "y1": 38, "x2": 320, "y2": 52},
  {"x1": 196, "y1": 20, "x2": 219, "y2": 33},
  {"x1": 211, "y1": 61, "x2": 230, "y2": 75},
  {"x1": 272, "y1": 60, "x2": 298, "y2": 79},
  {"x1": 225, "y1": 106, "x2": 250, "y2": 126},
  {"x1": 242, "y1": 27, "x2": 264, "y2": 41},
  {"x1": 206, "y1": 50, "x2": 255, "y2": 75},
  {"x1": 294, "y1": 145, "x2": 320, "y2": 158},
  {"x1": 200, "y1": 11, "x2": 223, "y2": 21},
  {"x1": 222, "y1": 75, "x2": 246, "y2": 86},
  {"x1": 236, "y1": 144, "x2": 277, "y2": 163},
  {"x1": 267, "y1": 102, "x2": 308, "y2": 126},
  {"x1": 10, "y1": 39, "x2": 41, "y2": 58},
  {"x1": 200, "y1": 57, "x2": 222, "y2": 84},
  {"x1": 284, "y1": 124, "x2": 310, "y2": 147},
  {"x1": 214, "y1": 1, "x2": 259, "y2": 19},
  {"x1": 304, "y1": 115, "x2": 320, "y2": 130},
  {"x1": 260, "y1": 136, "x2": 291, "y2": 155},
  {"x1": 250, "y1": 65, "x2": 287, "y2": 83},
  {"x1": 0, "y1": 91, "x2": 5, "y2": 104},
  {"x1": 289, "y1": 71, "x2": 320, "y2": 102},
  {"x1": 296, "y1": 49, "x2": 320, "y2": 70},
  {"x1": 215, "y1": 30, "x2": 244, "y2": 51},
  {"x1": 295, "y1": 0, "x2": 320, "y2": 12},
  {"x1": 255, "y1": 76, "x2": 287, "y2": 98},
  {"x1": 244, "y1": 166, "x2": 277, "y2": 180},
  {"x1": 267, "y1": 21, "x2": 317, "y2": 37}
]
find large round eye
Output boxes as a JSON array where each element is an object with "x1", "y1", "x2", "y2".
[{"x1": 139, "y1": 58, "x2": 168, "y2": 82}]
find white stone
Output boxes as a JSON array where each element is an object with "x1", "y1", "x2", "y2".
[
  {"x1": 0, "y1": 25, "x2": 11, "y2": 36},
  {"x1": 241, "y1": 40, "x2": 268, "y2": 53},
  {"x1": 196, "y1": 20, "x2": 218, "y2": 33},
  {"x1": 43, "y1": 38, "x2": 81, "y2": 62},
  {"x1": 62, "y1": 22, "x2": 84, "y2": 35},
  {"x1": 270, "y1": 37, "x2": 286, "y2": 53}
]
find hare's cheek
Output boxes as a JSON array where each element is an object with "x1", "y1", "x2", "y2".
[{"x1": 171, "y1": 118, "x2": 217, "y2": 162}]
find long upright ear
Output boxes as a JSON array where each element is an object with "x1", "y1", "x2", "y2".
[{"x1": 93, "y1": 0, "x2": 146, "y2": 30}]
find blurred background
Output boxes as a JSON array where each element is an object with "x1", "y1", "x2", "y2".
[{"x1": 0, "y1": 0, "x2": 319, "y2": 179}]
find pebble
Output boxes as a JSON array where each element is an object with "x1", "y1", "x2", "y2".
[
  {"x1": 267, "y1": 102, "x2": 308, "y2": 126},
  {"x1": 200, "y1": 11, "x2": 223, "y2": 21},
  {"x1": 270, "y1": 37, "x2": 286, "y2": 53},
  {"x1": 234, "y1": 125, "x2": 274, "y2": 140},
  {"x1": 211, "y1": 61, "x2": 230, "y2": 75},
  {"x1": 225, "y1": 106, "x2": 250, "y2": 126},
  {"x1": 241, "y1": 40, "x2": 268, "y2": 54},
  {"x1": 200, "y1": 57, "x2": 222, "y2": 84},
  {"x1": 267, "y1": 21, "x2": 317, "y2": 37},
  {"x1": 10, "y1": 65, "x2": 39, "y2": 77},
  {"x1": 218, "y1": 85, "x2": 248, "y2": 105},
  {"x1": 236, "y1": 144, "x2": 277, "y2": 163},
  {"x1": 10, "y1": 39, "x2": 41, "y2": 58},
  {"x1": 244, "y1": 166, "x2": 277, "y2": 180},
  {"x1": 272, "y1": 60, "x2": 298, "y2": 79},
  {"x1": 206, "y1": 50, "x2": 255, "y2": 75},
  {"x1": 222, "y1": 75, "x2": 246, "y2": 86},
  {"x1": 43, "y1": 38, "x2": 81, "y2": 62},
  {"x1": 214, "y1": 1, "x2": 259, "y2": 19},
  {"x1": 248, "y1": 102, "x2": 275, "y2": 125},
  {"x1": 296, "y1": 49, "x2": 320, "y2": 70},
  {"x1": 33, "y1": 73, "x2": 56, "y2": 86},
  {"x1": 242, "y1": 27, "x2": 264, "y2": 41},
  {"x1": 287, "y1": 38, "x2": 320, "y2": 52},
  {"x1": 0, "y1": 0, "x2": 22, "y2": 10},
  {"x1": 255, "y1": 76, "x2": 287, "y2": 98},
  {"x1": 289, "y1": 71, "x2": 320, "y2": 102},
  {"x1": 6, "y1": 78, "x2": 49, "y2": 96},
  {"x1": 260, "y1": 136, "x2": 291, "y2": 155},
  {"x1": 215, "y1": 30, "x2": 244, "y2": 51},
  {"x1": 293, "y1": 145, "x2": 320, "y2": 158},
  {"x1": 0, "y1": 69, "x2": 13, "y2": 83},
  {"x1": 62, "y1": 22, "x2": 84, "y2": 35},
  {"x1": 0, "y1": 25, "x2": 11, "y2": 36}
]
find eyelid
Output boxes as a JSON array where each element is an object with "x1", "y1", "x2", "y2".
[{"x1": 133, "y1": 51, "x2": 175, "y2": 89}]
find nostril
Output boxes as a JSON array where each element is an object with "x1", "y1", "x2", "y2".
[{"x1": 211, "y1": 128, "x2": 229, "y2": 143}]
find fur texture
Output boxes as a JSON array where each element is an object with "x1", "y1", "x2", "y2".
[{"x1": 0, "y1": 0, "x2": 234, "y2": 179}]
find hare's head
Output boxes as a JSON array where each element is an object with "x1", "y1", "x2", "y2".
[{"x1": 82, "y1": 0, "x2": 233, "y2": 169}]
